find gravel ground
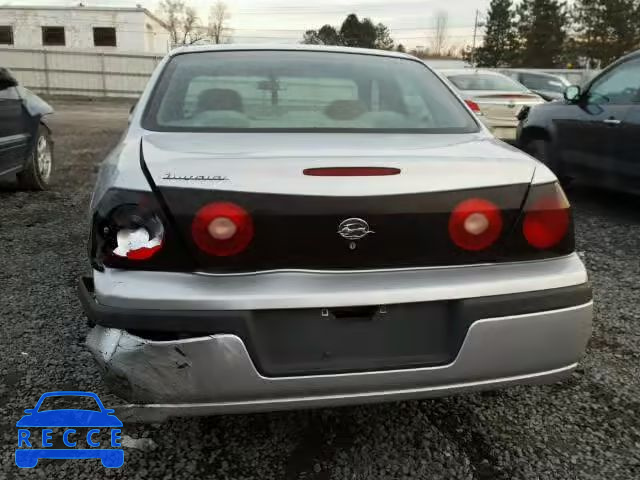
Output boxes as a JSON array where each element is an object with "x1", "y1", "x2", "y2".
[{"x1": 1, "y1": 99, "x2": 639, "y2": 479}]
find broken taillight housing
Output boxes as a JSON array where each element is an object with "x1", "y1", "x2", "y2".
[
  {"x1": 109, "y1": 205, "x2": 164, "y2": 260},
  {"x1": 89, "y1": 189, "x2": 193, "y2": 271}
]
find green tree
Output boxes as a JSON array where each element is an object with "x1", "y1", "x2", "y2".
[
  {"x1": 340, "y1": 14, "x2": 377, "y2": 48},
  {"x1": 302, "y1": 25, "x2": 341, "y2": 45},
  {"x1": 571, "y1": 0, "x2": 640, "y2": 67},
  {"x1": 396, "y1": 43, "x2": 406, "y2": 53},
  {"x1": 516, "y1": 0, "x2": 568, "y2": 67},
  {"x1": 374, "y1": 23, "x2": 395, "y2": 50},
  {"x1": 475, "y1": 0, "x2": 519, "y2": 67},
  {"x1": 301, "y1": 14, "x2": 395, "y2": 50}
]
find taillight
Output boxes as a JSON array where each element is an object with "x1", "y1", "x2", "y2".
[
  {"x1": 523, "y1": 182, "x2": 570, "y2": 249},
  {"x1": 192, "y1": 202, "x2": 254, "y2": 256},
  {"x1": 100, "y1": 203, "x2": 165, "y2": 265},
  {"x1": 90, "y1": 189, "x2": 195, "y2": 272},
  {"x1": 465, "y1": 100, "x2": 482, "y2": 115},
  {"x1": 449, "y1": 198, "x2": 503, "y2": 251}
]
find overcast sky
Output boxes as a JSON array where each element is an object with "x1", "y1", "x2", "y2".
[{"x1": 2, "y1": 0, "x2": 492, "y2": 48}]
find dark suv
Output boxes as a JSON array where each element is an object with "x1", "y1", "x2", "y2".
[{"x1": 517, "y1": 50, "x2": 640, "y2": 193}]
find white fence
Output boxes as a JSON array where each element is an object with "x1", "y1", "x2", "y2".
[
  {"x1": 0, "y1": 47, "x2": 163, "y2": 98},
  {"x1": 1, "y1": 47, "x2": 599, "y2": 99}
]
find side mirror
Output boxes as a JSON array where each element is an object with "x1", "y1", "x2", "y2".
[
  {"x1": 564, "y1": 85, "x2": 581, "y2": 102},
  {"x1": 23, "y1": 409, "x2": 34, "y2": 414},
  {"x1": 0, "y1": 67, "x2": 18, "y2": 90}
]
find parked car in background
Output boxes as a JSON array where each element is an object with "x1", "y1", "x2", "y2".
[
  {"x1": 79, "y1": 45, "x2": 591, "y2": 422},
  {"x1": 441, "y1": 69, "x2": 545, "y2": 142},
  {"x1": 517, "y1": 50, "x2": 640, "y2": 193},
  {"x1": 0, "y1": 67, "x2": 54, "y2": 190},
  {"x1": 501, "y1": 70, "x2": 571, "y2": 101}
]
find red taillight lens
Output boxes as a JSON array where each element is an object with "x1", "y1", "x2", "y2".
[
  {"x1": 465, "y1": 100, "x2": 482, "y2": 114},
  {"x1": 192, "y1": 202, "x2": 254, "y2": 256},
  {"x1": 523, "y1": 183, "x2": 570, "y2": 249},
  {"x1": 449, "y1": 198, "x2": 503, "y2": 251}
]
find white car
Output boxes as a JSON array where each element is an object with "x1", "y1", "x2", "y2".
[
  {"x1": 441, "y1": 69, "x2": 545, "y2": 142},
  {"x1": 79, "y1": 45, "x2": 592, "y2": 422}
]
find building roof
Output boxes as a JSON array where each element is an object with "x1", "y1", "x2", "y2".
[{"x1": 0, "y1": 5, "x2": 169, "y2": 31}]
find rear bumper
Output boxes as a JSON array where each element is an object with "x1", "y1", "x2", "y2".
[
  {"x1": 87, "y1": 302, "x2": 592, "y2": 422},
  {"x1": 81, "y1": 255, "x2": 592, "y2": 420}
]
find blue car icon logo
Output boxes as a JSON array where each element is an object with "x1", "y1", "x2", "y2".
[{"x1": 15, "y1": 391, "x2": 124, "y2": 468}]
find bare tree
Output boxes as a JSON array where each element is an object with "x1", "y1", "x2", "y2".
[
  {"x1": 158, "y1": 0, "x2": 203, "y2": 46},
  {"x1": 182, "y1": 5, "x2": 204, "y2": 45},
  {"x1": 158, "y1": 0, "x2": 184, "y2": 45},
  {"x1": 208, "y1": 0, "x2": 232, "y2": 44},
  {"x1": 430, "y1": 11, "x2": 449, "y2": 56}
]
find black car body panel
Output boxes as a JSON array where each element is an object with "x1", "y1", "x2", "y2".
[
  {"x1": 0, "y1": 70, "x2": 54, "y2": 179},
  {"x1": 517, "y1": 51, "x2": 640, "y2": 194}
]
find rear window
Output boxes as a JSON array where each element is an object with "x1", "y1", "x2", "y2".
[
  {"x1": 520, "y1": 73, "x2": 568, "y2": 93},
  {"x1": 143, "y1": 50, "x2": 479, "y2": 133},
  {"x1": 447, "y1": 73, "x2": 529, "y2": 93}
]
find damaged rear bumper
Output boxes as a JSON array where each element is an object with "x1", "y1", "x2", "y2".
[{"x1": 86, "y1": 301, "x2": 592, "y2": 423}]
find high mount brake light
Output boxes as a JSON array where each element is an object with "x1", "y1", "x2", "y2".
[
  {"x1": 449, "y1": 198, "x2": 503, "y2": 251},
  {"x1": 523, "y1": 183, "x2": 570, "y2": 249},
  {"x1": 303, "y1": 167, "x2": 401, "y2": 176},
  {"x1": 192, "y1": 202, "x2": 254, "y2": 256}
]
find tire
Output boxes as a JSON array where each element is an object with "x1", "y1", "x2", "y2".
[
  {"x1": 525, "y1": 138, "x2": 572, "y2": 188},
  {"x1": 17, "y1": 125, "x2": 53, "y2": 191}
]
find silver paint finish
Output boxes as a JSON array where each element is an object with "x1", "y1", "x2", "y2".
[
  {"x1": 86, "y1": 302, "x2": 592, "y2": 421},
  {"x1": 91, "y1": 45, "x2": 558, "y2": 203},
  {"x1": 85, "y1": 47, "x2": 591, "y2": 419},
  {"x1": 140, "y1": 133, "x2": 539, "y2": 195},
  {"x1": 93, "y1": 253, "x2": 588, "y2": 311}
]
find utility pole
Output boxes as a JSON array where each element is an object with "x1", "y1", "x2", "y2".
[{"x1": 471, "y1": 9, "x2": 480, "y2": 67}]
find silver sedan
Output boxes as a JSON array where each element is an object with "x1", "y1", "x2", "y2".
[
  {"x1": 441, "y1": 69, "x2": 545, "y2": 142},
  {"x1": 79, "y1": 45, "x2": 591, "y2": 422}
]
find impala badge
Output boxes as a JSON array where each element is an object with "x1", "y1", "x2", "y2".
[{"x1": 337, "y1": 218, "x2": 374, "y2": 240}]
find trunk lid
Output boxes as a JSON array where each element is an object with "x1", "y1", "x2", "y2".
[
  {"x1": 466, "y1": 91, "x2": 544, "y2": 123},
  {"x1": 141, "y1": 133, "x2": 536, "y2": 272}
]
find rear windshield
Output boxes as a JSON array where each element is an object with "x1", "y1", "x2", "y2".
[
  {"x1": 520, "y1": 73, "x2": 569, "y2": 93},
  {"x1": 142, "y1": 50, "x2": 479, "y2": 133},
  {"x1": 447, "y1": 73, "x2": 529, "y2": 93}
]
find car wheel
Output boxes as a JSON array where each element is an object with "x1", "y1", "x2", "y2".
[
  {"x1": 17, "y1": 125, "x2": 53, "y2": 191},
  {"x1": 525, "y1": 139, "x2": 572, "y2": 188}
]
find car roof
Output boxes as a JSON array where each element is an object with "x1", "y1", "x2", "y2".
[
  {"x1": 505, "y1": 69, "x2": 563, "y2": 77},
  {"x1": 603, "y1": 49, "x2": 640, "y2": 70},
  {"x1": 169, "y1": 43, "x2": 416, "y2": 61},
  {"x1": 439, "y1": 69, "x2": 507, "y2": 77}
]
